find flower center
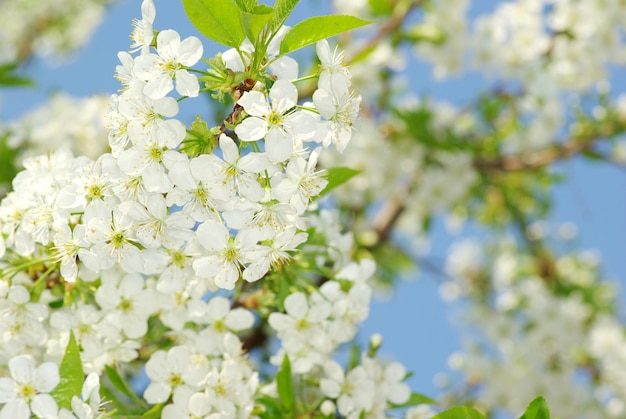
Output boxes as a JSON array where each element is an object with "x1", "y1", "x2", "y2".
[
  {"x1": 168, "y1": 374, "x2": 182, "y2": 388},
  {"x1": 109, "y1": 231, "x2": 127, "y2": 250},
  {"x1": 213, "y1": 319, "x2": 225, "y2": 333},
  {"x1": 120, "y1": 299, "x2": 133, "y2": 312},
  {"x1": 149, "y1": 146, "x2": 163, "y2": 162},
  {"x1": 18, "y1": 384, "x2": 36, "y2": 402},
  {"x1": 87, "y1": 183, "x2": 105, "y2": 202},
  {"x1": 267, "y1": 110, "x2": 283, "y2": 127}
]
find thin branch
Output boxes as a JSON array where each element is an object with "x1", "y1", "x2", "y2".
[
  {"x1": 474, "y1": 136, "x2": 602, "y2": 171},
  {"x1": 347, "y1": 0, "x2": 423, "y2": 64}
]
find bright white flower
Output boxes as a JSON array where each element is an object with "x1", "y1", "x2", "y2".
[
  {"x1": 235, "y1": 79, "x2": 315, "y2": 162},
  {"x1": 316, "y1": 281, "x2": 371, "y2": 345},
  {"x1": 268, "y1": 292, "x2": 333, "y2": 373},
  {"x1": 188, "y1": 296, "x2": 254, "y2": 335},
  {"x1": 86, "y1": 211, "x2": 144, "y2": 273},
  {"x1": 0, "y1": 355, "x2": 59, "y2": 419},
  {"x1": 361, "y1": 356, "x2": 411, "y2": 406},
  {"x1": 316, "y1": 39, "x2": 351, "y2": 92},
  {"x1": 95, "y1": 273, "x2": 157, "y2": 339},
  {"x1": 144, "y1": 346, "x2": 199, "y2": 404},
  {"x1": 55, "y1": 154, "x2": 119, "y2": 220},
  {"x1": 114, "y1": 51, "x2": 135, "y2": 89},
  {"x1": 52, "y1": 221, "x2": 98, "y2": 283},
  {"x1": 243, "y1": 226, "x2": 307, "y2": 282},
  {"x1": 118, "y1": 194, "x2": 193, "y2": 249},
  {"x1": 115, "y1": 80, "x2": 186, "y2": 150},
  {"x1": 320, "y1": 360, "x2": 375, "y2": 417},
  {"x1": 155, "y1": 283, "x2": 196, "y2": 331},
  {"x1": 313, "y1": 80, "x2": 361, "y2": 153},
  {"x1": 154, "y1": 240, "x2": 203, "y2": 293},
  {"x1": 165, "y1": 151, "x2": 232, "y2": 222},
  {"x1": 130, "y1": 0, "x2": 156, "y2": 54},
  {"x1": 192, "y1": 221, "x2": 263, "y2": 290},
  {"x1": 272, "y1": 149, "x2": 328, "y2": 213},
  {"x1": 215, "y1": 134, "x2": 269, "y2": 202},
  {"x1": 134, "y1": 29, "x2": 203, "y2": 99}
]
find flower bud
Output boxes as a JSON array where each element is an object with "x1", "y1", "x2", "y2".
[{"x1": 320, "y1": 400, "x2": 336, "y2": 416}]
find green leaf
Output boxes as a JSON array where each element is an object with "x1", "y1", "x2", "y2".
[
  {"x1": 241, "y1": 4, "x2": 274, "y2": 44},
  {"x1": 279, "y1": 15, "x2": 371, "y2": 55},
  {"x1": 391, "y1": 392, "x2": 437, "y2": 409},
  {"x1": 320, "y1": 167, "x2": 361, "y2": 196},
  {"x1": 105, "y1": 365, "x2": 147, "y2": 409},
  {"x1": 0, "y1": 134, "x2": 19, "y2": 188},
  {"x1": 0, "y1": 62, "x2": 34, "y2": 87},
  {"x1": 518, "y1": 396, "x2": 551, "y2": 419},
  {"x1": 270, "y1": 0, "x2": 299, "y2": 31},
  {"x1": 276, "y1": 355, "x2": 295, "y2": 414},
  {"x1": 141, "y1": 403, "x2": 165, "y2": 418},
  {"x1": 50, "y1": 331, "x2": 83, "y2": 410},
  {"x1": 182, "y1": 0, "x2": 245, "y2": 47},
  {"x1": 232, "y1": 0, "x2": 257, "y2": 12},
  {"x1": 0, "y1": 73, "x2": 34, "y2": 87},
  {"x1": 368, "y1": 0, "x2": 393, "y2": 16},
  {"x1": 432, "y1": 406, "x2": 485, "y2": 419}
]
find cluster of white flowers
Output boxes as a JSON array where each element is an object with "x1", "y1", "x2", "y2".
[
  {"x1": 404, "y1": 0, "x2": 626, "y2": 153},
  {"x1": 412, "y1": 0, "x2": 626, "y2": 90},
  {"x1": 441, "y1": 236, "x2": 625, "y2": 418},
  {"x1": 0, "y1": 0, "x2": 117, "y2": 65},
  {"x1": 319, "y1": 354, "x2": 411, "y2": 418},
  {"x1": 0, "y1": 354, "x2": 103, "y2": 419},
  {"x1": 2, "y1": 93, "x2": 110, "y2": 160}
]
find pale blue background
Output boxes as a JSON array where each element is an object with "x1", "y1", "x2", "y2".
[{"x1": 3, "y1": 0, "x2": 626, "y2": 402}]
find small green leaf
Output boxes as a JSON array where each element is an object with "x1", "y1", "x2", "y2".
[
  {"x1": 270, "y1": 0, "x2": 299, "y2": 31},
  {"x1": 0, "y1": 62, "x2": 34, "y2": 87},
  {"x1": 232, "y1": 0, "x2": 257, "y2": 12},
  {"x1": 320, "y1": 167, "x2": 361, "y2": 196},
  {"x1": 279, "y1": 15, "x2": 371, "y2": 55},
  {"x1": 391, "y1": 392, "x2": 437, "y2": 409},
  {"x1": 276, "y1": 355, "x2": 295, "y2": 414},
  {"x1": 105, "y1": 365, "x2": 147, "y2": 409},
  {"x1": 432, "y1": 406, "x2": 485, "y2": 419},
  {"x1": 50, "y1": 332, "x2": 83, "y2": 410},
  {"x1": 518, "y1": 396, "x2": 551, "y2": 419},
  {"x1": 241, "y1": 4, "x2": 274, "y2": 44},
  {"x1": 182, "y1": 0, "x2": 245, "y2": 47}
]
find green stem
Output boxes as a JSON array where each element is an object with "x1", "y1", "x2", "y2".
[
  {"x1": 7, "y1": 257, "x2": 54, "y2": 278},
  {"x1": 31, "y1": 265, "x2": 56, "y2": 295},
  {"x1": 291, "y1": 73, "x2": 319, "y2": 84}
]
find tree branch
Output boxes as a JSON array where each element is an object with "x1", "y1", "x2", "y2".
[
  {"x1": 474, "y1": 136, "x2": 602, "y2": 171},
  {"x1": 346, "y1": 0, "x2": 423, "y2": 64}
]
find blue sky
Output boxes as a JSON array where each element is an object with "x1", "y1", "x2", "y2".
[{"x1": 4, "y1": 0, "x2": 626, "y2": 401}]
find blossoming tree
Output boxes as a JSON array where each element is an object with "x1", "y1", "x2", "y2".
[{"x1": 1, "y1": 0, "x2": 625, "y2": 418}]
